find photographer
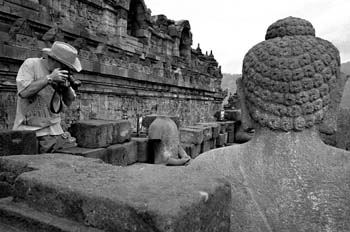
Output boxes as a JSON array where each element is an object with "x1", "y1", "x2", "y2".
[{"x1": 13, "y1": 41, "x2": 82, "y2": 153}]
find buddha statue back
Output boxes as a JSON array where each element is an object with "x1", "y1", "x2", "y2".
[{"x1": 190, "y1": 17, "x2": 350, "y2": 231}]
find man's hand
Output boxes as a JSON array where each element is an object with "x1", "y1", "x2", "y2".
[{"x1": 47, "y1": 68, "x2": 68, "y2": 84}]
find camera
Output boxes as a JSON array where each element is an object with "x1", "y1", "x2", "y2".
[
  {"x1": 66, "y1": 70, "x2": 81, "y2": 91},
  {"x1": 52, "y1": 69, "x2": 81, "y2": 91}
]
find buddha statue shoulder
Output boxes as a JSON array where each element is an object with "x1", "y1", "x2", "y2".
[{"x1": 190, "y1": 17, "x2": 350, "y2": 231}]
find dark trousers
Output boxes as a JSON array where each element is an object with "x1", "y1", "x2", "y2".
[{"x1": 37, "y1": 134, "x2": 74, "y2": 153}]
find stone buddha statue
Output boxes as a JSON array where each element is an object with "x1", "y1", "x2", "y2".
[
  {"x1": 148, "y1": 116, "x2": 191, "y2": 165},
  {"x1": 190, "y1": 17, "x2": 350, "y2": 231}
]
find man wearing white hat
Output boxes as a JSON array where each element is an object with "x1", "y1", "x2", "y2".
[{"x1": 13, "y1": 41, "x2": 82, "y2": 153}]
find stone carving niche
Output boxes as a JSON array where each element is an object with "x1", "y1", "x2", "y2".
[{"x1": 127, "y1": 0, "x2": 148, "y2": 37}]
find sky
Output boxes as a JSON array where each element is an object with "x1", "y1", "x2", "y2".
[{"x1": 145, "y1": 0, "x2": 350, "y2": 74}]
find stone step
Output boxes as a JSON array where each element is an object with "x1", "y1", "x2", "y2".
[{"x1": 0, "y1": 197, "x2": 103, "y2": 232}]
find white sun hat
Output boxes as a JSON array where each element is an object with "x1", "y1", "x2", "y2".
[{"x1": 42, "y1": 41, "x2": 82, "y2": 72}]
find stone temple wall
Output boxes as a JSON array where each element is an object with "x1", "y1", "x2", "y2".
[{"x1": 0, "y1": 0, "x2": 225, "y2": 131}]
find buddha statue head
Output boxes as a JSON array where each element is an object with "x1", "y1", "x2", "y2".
[{"x1": 241, "y1": 16, "x2": 340, "y2": 131}]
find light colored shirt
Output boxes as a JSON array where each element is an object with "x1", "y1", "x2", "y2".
[{"x1": 13, "y1": 58, "x2": 63, "y2": 137}]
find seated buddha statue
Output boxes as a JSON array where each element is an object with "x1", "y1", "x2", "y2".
[{"x1": 190, "y1": 17, "x2": 350, "y2": 231}]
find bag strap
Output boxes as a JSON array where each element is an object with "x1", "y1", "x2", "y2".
[{"x1": 49, "y1": 89, "x2": 63, "y2": 114}]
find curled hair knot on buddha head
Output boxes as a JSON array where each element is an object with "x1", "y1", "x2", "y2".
[{"x1": 241, "y1": 16, "x2": 340, "y2": 131}]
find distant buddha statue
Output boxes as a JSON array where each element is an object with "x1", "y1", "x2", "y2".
[
  {"x1": 190, "y1": 17, "x2": 350, "y2": 231},
  {"x1": 148, "y1": 116, "x2": 191, "y2": 165}
]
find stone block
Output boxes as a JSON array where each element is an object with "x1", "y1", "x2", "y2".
[
  {"x1": 110, "y1": 120, "x2": 132, "y2": 144},
  {"x1": 56, "y1": 147, "x2": 108, "y2": 163},
  {"x1": 0, "y1": 130, "x2": 37, "y2": 156},
  {"x1": 131, "y1": 137, "x2": 150, "y2": 163},
  {"x1": 69, "y1": 120, "x2": 132, "y2": 148},
  {"x1": 69, "y1": 120, "x2": 114, "y2": 148},
  {"x1": 179, "y1": 127, "x2": 203, "y2": 144},
  {"x1": 227, "y1": 131, "x2": 235, "y2": 144},
  {"x1": 107, "y1": 141, "x2": 137, "y2": 166},
  {"x1": 201, "y1": 140, "x2": 211, "y2": 153},
  {"x1": 4, "y1": 154, "x2": 230, "y2": 232},
  {"x1": 224, "y1": 109, "x2": 241, "y2": 121},
  {"x1": 216, "y1": 133, "x2": 228, "y2": 147},
  {"x1": 181, "y1": 143, "x2": 201, "y2": 159},
  {"x1": 142, "y1": 115, "x2": 180, "y2": 129},
  {"x1": 188, "y1": 125, "x2": 212, "y2": 141},
  {"x1": 225, "y1": 121, "x2": 235, "y2": 132},
  {"x1": 217, "y1": 122, "x2": 228, "y2": 133},
  {"x1": 196, "y1": 122, "x2": 220, "y2": 138},
  {"x1": 210, "y1": 138, "x2": 216, "y2": 149}
]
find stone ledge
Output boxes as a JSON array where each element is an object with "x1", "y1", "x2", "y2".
[{"x1": 0, "y1": 154, "x2": 230, "y2": 232}]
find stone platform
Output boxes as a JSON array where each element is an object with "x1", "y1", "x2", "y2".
[{"x1": 0, "y1": 154, "x2": 230, "y2": 232}]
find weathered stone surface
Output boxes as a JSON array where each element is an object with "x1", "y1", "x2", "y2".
[
  {"x1": 70, "y1": 120, "x2": 132, "y2": 148},
  {"x1": 148, "y1": 116, "x2": 190, "y2": 165},
  {"x1": 224, "y1": 110, "x2": 241, "y2": 121},
  {"x1": 0, "y1": 182, "x2": 13, "y2": 198},
  {"x1": 142, "y1": 114, "x2": 180, "y2": 129},
  {"x1": 216, "y1": 133, "x2": 227, "y2": 147},
  {"x1": 192, "y1": 129, "x2": 350, "y2": 231},
  {"x1": 0, "y1": 130, "x2": 37, "y2": 156},
  {"x1": 234, "y1": 121, "x2": 254, "y2": 143},
  {"x1": 226, "y1": 132, "x2": 234, "y2": 144},
  {"x1": 131, "y1": 137, "x2": 150, "y2": 163},
  {"x1": 190, "y1": 17, "x2": 350, "y2": 231},
  {"x1": 196, "y1": 122, "x2": 220, "y2": 138},
  {"x1": 225, "y1": 121, "x2": 235, "y2": 132},
  {"x1": 201, "y1": 140, "x2": 211, "y2": 153},
  {"x1": 179, "y1": 127, "x2": 204, "y2": 144},
  {"x1": 188, "y1": 125, "x2": 212, "y2": 141},
  {"x1": 110, "y1": 120, "x2": 132, "y2": 144},
  {"x1": 0, "y1": 0, "x2": 224, "y2": 136},
  {"x1": 0, "y1": 154, "x2": 231, "y2": 232},
  {"x1": 69, "y1": 120, "x2": 114, "y2": 148},
  {"x1": 0, "y1": 197, "x2": 104, "y2": 232},
  {"x1": 209, "y1": 139, "x2": 216, "y2": 149},
  {"x1": 217, "y1": 121, "x2": 228, "y2": 133},
  {"x1": 335, "y1": 108, "x2": 350, "y2": 150},
  {"x1": 225, "y1": 121, "x2": 236, "y2": 144},
  {"x1": 319, "y1": 72, "x2": 349, "y2": 136},
  {"x1": 56, "y1": 147, "x2": 108, "y2": 162},
  {"x1": 107, "y1": 141, "x2": 137, "y2": 166},
  {"x1": 181, "y1": 143, "x2": 201, "y2": 159}
]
